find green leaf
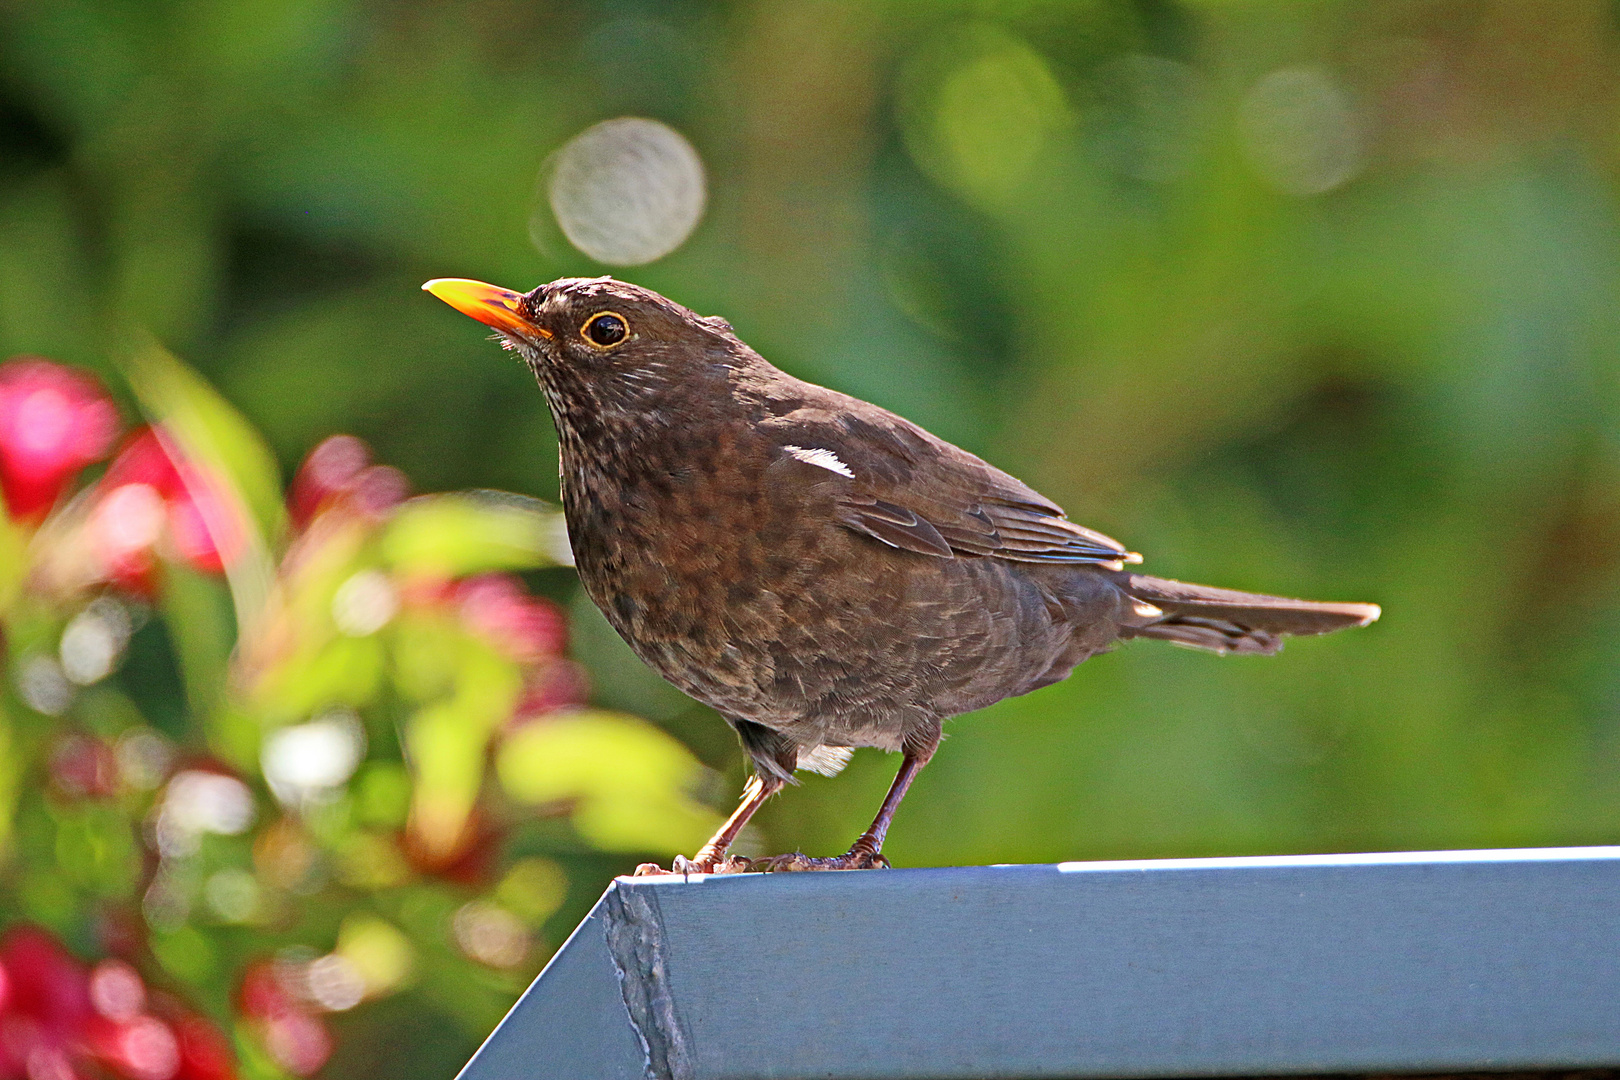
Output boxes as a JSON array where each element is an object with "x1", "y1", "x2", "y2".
[
  {"x1": 161, "y1": 564, "x2": 236, "y2": 717},
  {"x1": 380, "y1": 491, "x2": 570, "y2": 579},
  {"x1": 151, "y1": 924, "x2": 218, "y2": 985},
  {"x1": 53, "y1": 803, "x2": 139, "y2": 897},
  {"x1": 122, "y1": 335, "x2": 287, "y2": 537},
  {"x1": 407, "y1": 698, "x2": 489, "y2": 857},
  {"x1": 494, "y1": 858, "x2": 567, "y2": 926},
  {"x1": 119, "y1": 335, "x2": 283, "y2": 637},
  {"x1": 403, "y1": 632, "x2": 523, "y2": 858},
  {"x1": 355, "y1": 762, "x2": 412, "y2": 827},
  {"x1": 0, "y1": 507, "x2": 23, "y2": 615},
  {"x1": 389, "y1": 613, "x2": 465, "y2": 703},
  {"x1": 0, "y1": 704, "x2": 18, "y2": 865},
  {"x1": 270, "y1": 633, "x2": 388, "y2": 716},
  {"x1": 496, "y1": 710, "x2": 720, "y2": 853}
]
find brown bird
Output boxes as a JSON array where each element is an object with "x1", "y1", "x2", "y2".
[{"x1": 424, "y1": 275, "x2": 1380, "y2": 873}]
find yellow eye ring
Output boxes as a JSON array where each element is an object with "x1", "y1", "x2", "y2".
[{"x1": 581, "y1": 311, "x2": 630, "y2": 349}]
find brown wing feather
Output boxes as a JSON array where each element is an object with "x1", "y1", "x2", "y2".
[
  {"x1": 834, "y1": 497, "x2": 954, "y2": 558},
  {"x1": 765, "y1": 395, "x2": 1137, "y2": 567}
]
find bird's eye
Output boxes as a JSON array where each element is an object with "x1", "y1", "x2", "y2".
[{"x1": 582, "y1": 312, "x2": 629, "y2": 348}]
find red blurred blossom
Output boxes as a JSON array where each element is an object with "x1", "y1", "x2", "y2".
[
  {"x1": 455, "y1": 575, "x2": 568, "y2": 663},
  {"x1": 288, "y1": 435, "x2": 368, "y2": 528},
  {"x1": 0, "y1": 927, "x2": 93, "y2": 1080},
  {"x1": 236, "y1": 963, "x2": 327, "y2": 1077},
  {"x1": 50, "y1": 735, "x2": 120, "y2": 801},
  {"x1": 88, "y1": 1015, "x2": 179, "y2": 1080},
  {"x1": 511, "y1": 660, "x2": 590, "y2": 725},
  {"x1": 102, "y1": 428, "x2": 182, "y2": 497},
  {"x1": 235, "y1": 963, "x2": 288, "y2": 1024},
  {"x1": 98, "y1": 994, "x2": 234, "y2": 1080},
  {"x1": 88, "y1": 962, "x2": 144, "y2": 1023},
  {"x1": 89, "y1": 428, "x2": 241, "y2": 588},
  {"x1": 0, "y1": 358, "x2": 120, "y2": 521},
  {"x1": 288, "y1": 435, "x2": 407, "y2": 529},
  {"x1": 87, "y1": 483, "x2": 165, "y2": 595},
  {"x1": 401, "y1": 807, "x2": 503, "y2": 886},
  {"x1": 0, "y1": 929, "x2": 233, "y2": 1080},
  {"x1": 168, "y1": 1014, "x2": 233, "y2": 1080}
]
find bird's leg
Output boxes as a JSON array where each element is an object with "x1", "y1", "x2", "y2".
[
  {"x1": 633, "y1": 773, "x2": 782, "y2": 876},
  {"x1": 684, "y1": 773, "x2": 780, "y2": 869},
  {"x1": 759, "y1": 721, "x2": 941, "y2": 872},
  {"x1": 842, "y1": 739, "x2": 935, "y2": 865}
]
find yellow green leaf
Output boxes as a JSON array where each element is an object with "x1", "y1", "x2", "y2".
[
  {"x1": 380, "y1": 491, "x2": 570, "y2": 580},
  {"x1": 403, "y1": 635, "x2": 522, "y2": 858},
  {"x1": 119, "y1": 335, "x2": 282, "y2": 639},
  {"x1": 496, "y1": 710, "x2": 720, "y2": 853}
]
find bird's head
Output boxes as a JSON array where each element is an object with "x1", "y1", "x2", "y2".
[{"x1": 423, "y1": 276, "x2": 743, "y2": 427}]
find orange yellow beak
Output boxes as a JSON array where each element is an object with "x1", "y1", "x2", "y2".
[{"x1": 422, "y1": 278, "x2": 551, "y2": 339}]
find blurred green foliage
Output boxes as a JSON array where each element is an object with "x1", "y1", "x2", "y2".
[
  {"x1": 5, "y1": 0, "x2": 1620, "y2": 1074},
  {"x1": 0, "y1": 344, "x2": 723, "y2": 1078}
]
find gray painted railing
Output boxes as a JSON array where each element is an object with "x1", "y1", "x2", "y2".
[{"x1": 455, "y1": 847, "x2": 1620, "y2": 1080}]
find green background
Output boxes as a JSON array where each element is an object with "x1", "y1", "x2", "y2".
[{"x1": 4, "y1": 0, "x2": 1620, "y2": 1067}]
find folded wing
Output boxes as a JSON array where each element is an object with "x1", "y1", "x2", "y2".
[{"x1": 769, "y1": 401, "x2": 1138, "y2": 569}]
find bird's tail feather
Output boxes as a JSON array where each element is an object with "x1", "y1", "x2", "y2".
[{"x1": 1118, "y1": 574, "x2": 1379, "y2": 656}]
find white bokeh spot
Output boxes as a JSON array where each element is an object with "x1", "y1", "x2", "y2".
[
  {"x1": 547, "y1": 117, "x2": 707, "y2": 266},
  {"x1": 1239, "y1": 65, "x2": 1366, "y2": 196}
]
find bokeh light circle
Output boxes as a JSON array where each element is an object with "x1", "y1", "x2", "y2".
[
  {"x1": 897, "y1": 25, "x2": 1069, "y2": 210},
  {"x1": 546, "y1": 117, "x2": 707, "y2": 266},
  {"x1": 1239, "y1": 65, "x2": 1366, "y2": 196}
]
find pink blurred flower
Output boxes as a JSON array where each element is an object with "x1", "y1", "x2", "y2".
[
  {"x1": 0, "y1": 927, "x2": 92, "y2": 1080},
  {"x1": 0, "y1": 358, "x2": 120, "y2": 521},
  {"x1": 511, "y1": 660, "x2": 590, "y2": 725},
  {"x1": 89, "y1": 1015, "x2": 180, "y2": 1080},
  {"x1": 260, "y1": 1012, "x2": 329, "y2": 1077},
  {"x1": 0, "y1": 929, "x2": 235, "y2": 1080},
  {"x1": 287, "y1": 435, "x2": 407, "y2": 530},
  {"x1": 349, "y1": 465, "x2": 409, "y2": 519},
  {"x1": 49, "y1": 735, "x2": 120, "y2": 801},
  {"x1": 88, "y1": 961, "x2": 144, "y2": 1024},
  {"x1": 168, "y1": 1014, "x2": 233, "y2": 1080},
  {"x1": 236, "y1": 963, "x2": 328, "y2": 1077},
  {"x1": 455, "y1": 575, "x2": 568, "y2": 663},
  {"x1": 89, "y1": 428, "x2": 242, "y2": 588},
  {"x1": 288, "y1": 435, "x2": 369, "y2": 529}
]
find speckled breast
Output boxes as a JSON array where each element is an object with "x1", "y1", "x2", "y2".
[{"x1": 562, "y1": 452, "x2": 1096, "y2": 749}]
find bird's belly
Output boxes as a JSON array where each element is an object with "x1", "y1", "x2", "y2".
[{"x1": 577, "y1": 514, "x2": 1083, "y2": 749}]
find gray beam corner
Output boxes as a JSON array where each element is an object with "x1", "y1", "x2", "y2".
[{"x1": 455, "y1": 847, "x2": 1620, "y2": 1080}]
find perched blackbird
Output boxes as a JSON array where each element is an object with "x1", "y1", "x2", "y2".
[{"x1": 425, "y1": 276, "x2": 1379, "y2": 873}]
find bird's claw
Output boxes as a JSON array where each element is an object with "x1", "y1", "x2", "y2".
[
  {"x1": 631, "y1": 854, "x2": 757, "y2": 876},
  {"x1": 632, "y1": 846, "x2": 890, "y2": 875},
  {"x1": 749, "y1": 847, "x2": 890, "y2": 872},
  {"x1": 632, "y1": 862, "x2": 677, "y2": 876}
]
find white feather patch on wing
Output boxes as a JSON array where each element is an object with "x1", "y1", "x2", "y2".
[
  {"x1": 796, "y1": 745, "x2": 854, "y2": 776},
  {"x1": 783, "y1": 445, "x2": 854, "y2": 478}
]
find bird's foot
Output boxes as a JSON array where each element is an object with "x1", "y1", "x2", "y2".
[
  {"x1": 633, "y1": 836, "x2": 890, "y2": 875},
  {"x1": 749, "y1": 844, "x2": 890, "y2": 872},
  {"x1": 630, "y1": 853, "x2": 756, "y2": 876}
]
